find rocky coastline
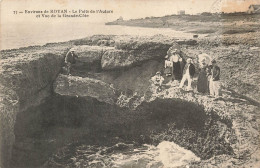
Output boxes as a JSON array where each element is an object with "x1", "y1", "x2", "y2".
[{"x1": 0, "y1": 34, "x2": 259, "y2": 167}]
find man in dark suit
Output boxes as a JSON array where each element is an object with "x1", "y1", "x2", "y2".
[
  {"x1": 65, "y1": 48, "x2": 78, "y2": 75},
  {"x1": 179, "y1": 58, "x2": 195, "y2": 90}
]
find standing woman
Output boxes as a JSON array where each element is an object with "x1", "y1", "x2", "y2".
[
  {"x1": 197, "y1": 59, "x2": 208, "y2": 93},
  {"x1": 171, "y1": 49, "x2": 182, "y2": 81},
  {"x1": 197, "y1": 53, "x2": 211, "y2": 93}
]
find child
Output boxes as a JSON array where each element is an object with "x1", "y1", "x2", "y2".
[{"x1": 151, "y1": 71, "x2": 165, "y2": 92}]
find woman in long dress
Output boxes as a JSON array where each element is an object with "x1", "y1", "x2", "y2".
[
  {"x1": 171, "y1": 51, "x2": 182, "y2": 81},
  {"x1": 197, "y1": 61, "x2": 209, "y2": 93}
]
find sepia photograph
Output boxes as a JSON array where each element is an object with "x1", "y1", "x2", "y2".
[{"x1": 0, "y1": 0, "x2": 260, "y2": 167}]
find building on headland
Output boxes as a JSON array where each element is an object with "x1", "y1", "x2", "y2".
[
  {"x1": 117, "y1": 16, "x2": 124, "y2": 21},
  {"x1": 248, "y1": 4, "x2": 260, "y2": 14},
  {"x1": 177, "y1": 10, "x2": 185, "y2": 15}
]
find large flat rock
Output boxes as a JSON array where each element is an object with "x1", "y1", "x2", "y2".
[
  {"x1": 101, "y1": 36, "x2": 175, "y2": 70},
  {"x1": 54, "y1": 74, "x2": 117, "y2": 104},
  {"x1": 72, "y1": 35, "x2": 176, "y2": 70},
  {"x1": 101, "y1": 49, "x2": 135, "y2": 70},
  {"x1": 73, "y1": 45, "x2": 114, "y2": 64}
]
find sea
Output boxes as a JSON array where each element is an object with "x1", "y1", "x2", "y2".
[{"x1": 0, "y1": 22, "x2": 195, "y2": 50}]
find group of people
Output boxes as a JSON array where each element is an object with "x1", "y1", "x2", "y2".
[
  {"x1": 65, "y1": 47, "x2": 221, "y2": 98},
  {"x1": 197, "y1": 56, "x2": 221, "y2": 98},
  {"x1": 151, "y1": 49, "x2": 221, "y2": 98}
]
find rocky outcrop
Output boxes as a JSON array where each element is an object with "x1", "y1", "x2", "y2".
[
  {"x1": 56, "y1": 42, "x2": 259, "y2": 166},
  {"x1": 54, "y1": 74, "x2": 117, "y2": 105},
  {"x1": 71, "y1": 35, "x2": 175, "y2": 71},
  {"x1": 73, "y1": 45, "x2": 114, "y2": 64},
  {"x1": 143, "y1": 82, "x2": 260, "y2": 167},
  {"x1": 101, "y1": 35, "x2": 173, "y2": 70},
  {"x1": 1, "y1": 34, "x2": 259, "y2": 167},
  {"x1": 101, "y1": 49, "x2": 135, "y2": 70},
  {"x1": 0, "y1": 45, "x2": 69, "y2": 167},
  {"x1": 73, "y1": 35, "x2": 175, "y2": 70},
  {"x1": 0, "y1": 86, "x2": 19, "y2": 168},
  {"x1": 0, "y1": 36, "x2": 174, "y2": 167},
  {"x1": 72, "y1": 45, "x2": 115, "y2": 72},
  {"x1": 0, "y1": 46, "x2": 68, "y2": 111}
]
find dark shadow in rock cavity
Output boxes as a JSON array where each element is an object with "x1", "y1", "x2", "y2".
[{"x1": 11, "y1": 94, "x2": 233, "y2": 167}]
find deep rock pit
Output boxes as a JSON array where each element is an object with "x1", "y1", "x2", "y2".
[{"x1": 11, "y1": 94, "x2": 233, "y2": 167}]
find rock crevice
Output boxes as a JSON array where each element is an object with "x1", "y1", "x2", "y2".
[{"x1": 0, "y1": 46, "x2": 69, "y2": 167}]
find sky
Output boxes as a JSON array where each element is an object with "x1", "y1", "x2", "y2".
[{"x1": 1, "y1": 0, "x2": 260, "y2": 24}]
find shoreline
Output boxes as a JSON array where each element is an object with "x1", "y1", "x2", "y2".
[{"x1": 0, "y1": 24, "x2": 197, "y2": 51}]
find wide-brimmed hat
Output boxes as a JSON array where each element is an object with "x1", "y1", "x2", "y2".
[
  {"x1": 156, "y1": 71, "x2": 161, "y2": 75},
  {"x1": 198, "y1": 53, "x2": 211, "y2": 64}
]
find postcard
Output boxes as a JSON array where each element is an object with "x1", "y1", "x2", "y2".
[{"x1": 1, "y1": 0, "x2": 260, "y2": 167}]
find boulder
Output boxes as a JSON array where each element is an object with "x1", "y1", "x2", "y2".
[
  {"x1": 101, "y1": 35, "x2": 175, "y2": 70},
  {"x1": 157, "y1": 141, "x2": 200, "y2": 167},
  {"x1": 73, "y1": 45, "x2": 114, "y2": 64},
  {"x1": 54, "y1": 74, "x2": 117, "y2": 104},
  {"x1": 101, "y1": 49, "x2": 136, "y2": 70}
]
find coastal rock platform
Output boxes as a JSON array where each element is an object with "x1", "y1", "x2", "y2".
[{"x1": 0, "y1": 35, "x2": 259, "y2": 168}]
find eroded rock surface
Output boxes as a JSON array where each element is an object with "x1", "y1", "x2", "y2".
[
  {"x1": 54, "y1": 74, "x2": 117, "y2": 105},
  {"x1": 71, "y1": 35, "x2": 175, "y2": 71},
  {"x1": 73, "y1": 45, "x2": 114, "y2": 64},
  {"x1": 101, "y1": 36, "x2": 173, "y2": 70},
  {"x1": 1, "y1": 34, "x2": 259, "y2": 168},
  {"x1": 0, "y1": 46, "x2": 68, "y2": 111},
  {"x1": 145, "y1": 82, "x2": 260, "y2": 167},
  {"x1": 0, "y1": 45, "x2": 69, "y2": 167},
  {"x1": 0, "y1": 86, "x2": 19, "y2": 168},
  {"x1": 101, "y1": 49, "x2": 135, "y2": 70}
]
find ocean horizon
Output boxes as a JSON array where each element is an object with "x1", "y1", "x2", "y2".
[{"x1": 0, "y1": 22, "x2": 195, "y2": 50}]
